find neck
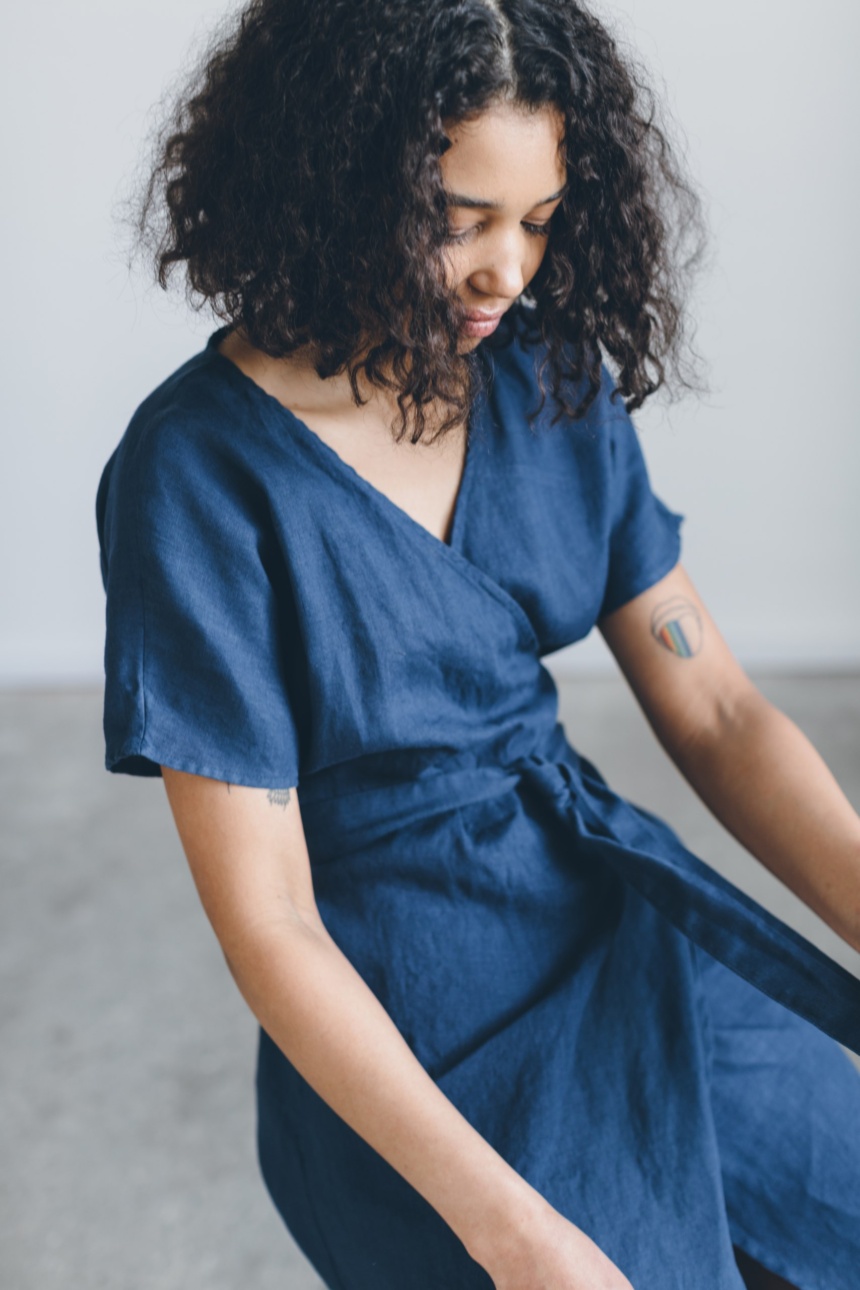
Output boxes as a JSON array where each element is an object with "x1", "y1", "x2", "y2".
[{"x1": 219, "y1": 327, "x2": 417, "y2": 430}]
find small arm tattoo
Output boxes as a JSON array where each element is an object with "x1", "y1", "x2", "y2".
[
  {"x1": 267, "y1": 788, "x2": 293, "y2": 810},
  {"x1": 650, "y1": 596, "x2": 703, "y2": 658}
]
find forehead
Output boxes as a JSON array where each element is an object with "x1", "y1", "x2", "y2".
[{"x1": 440, "y1": 102, "x2": 567, "y2": 200}]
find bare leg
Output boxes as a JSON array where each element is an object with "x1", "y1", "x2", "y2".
[{"x1": 733, "y1": 1244, "x2": 801, "y2": 1289}]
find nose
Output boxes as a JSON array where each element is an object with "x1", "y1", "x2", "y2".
[{"x1": 467, "y1": 229, "x2": 529, "y2": 301}]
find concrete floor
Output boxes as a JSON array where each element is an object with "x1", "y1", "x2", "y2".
[{"x1": 2, "y1": 672, "x2": 859, "y2": 1289}]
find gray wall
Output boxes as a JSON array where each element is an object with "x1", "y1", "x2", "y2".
[{"x1": 1, "y1": 0, "x2": 858, "y2": 684}]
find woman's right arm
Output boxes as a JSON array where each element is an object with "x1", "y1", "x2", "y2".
[{"x1": 160, "y1": 767, "x2": 633, "y2": 1290}]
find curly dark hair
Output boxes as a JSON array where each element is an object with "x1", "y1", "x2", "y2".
[{"x1": 136, "y1": 0, "x2": 709, "y2": 441}]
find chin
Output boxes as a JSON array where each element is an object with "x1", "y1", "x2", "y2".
[{"x1": 457, "y1": 333, "x2": 484, "y2": 354}]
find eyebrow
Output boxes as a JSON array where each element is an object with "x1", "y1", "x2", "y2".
[{"x1": 444, "y1": 185, "x2": 568, "y2": 211}]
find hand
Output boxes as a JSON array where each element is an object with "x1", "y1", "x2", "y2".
[{"x1": 480, "y1": 1198, "x2": 635, "y2": 1290}]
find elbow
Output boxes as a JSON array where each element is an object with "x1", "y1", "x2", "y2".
[
  {"x1": 217, "y1": 903, "x2": 329, "y2": 995},
  {"x1": 668, "y1": 679, "x2": 768, "y2": 773}
]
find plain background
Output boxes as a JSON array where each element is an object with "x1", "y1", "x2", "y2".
[{"x1": 1, "y1": 0, "x2": 859, "y2": 685}]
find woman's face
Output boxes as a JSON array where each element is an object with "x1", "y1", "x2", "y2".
[{"x1": 440, "y1": 101, "x2": 567, "y2": 349}]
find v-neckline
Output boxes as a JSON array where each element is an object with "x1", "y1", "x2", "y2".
[
  {"x1": 204, "y1": 331, "x2": 540, "y2": 653},
  {"x1": 207, "y1": 335, "x2": 486, "y2": 555}
]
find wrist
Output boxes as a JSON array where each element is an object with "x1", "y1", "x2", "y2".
[{"x1": 460, "y1": 1171, "x2": 552, "y2": 1274}]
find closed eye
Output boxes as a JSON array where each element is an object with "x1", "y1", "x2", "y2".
[
  {"x1": 521, "y1": 221, "x2": 552, "y2": 238},
  {"x1": 444, "y1": 219, "x2": 553, "y2": 245}
]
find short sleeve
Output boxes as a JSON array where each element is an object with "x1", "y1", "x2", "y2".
[
  {"x1": 597, "y1": 367, "x2": 685, "y2": 620},
  {"x1": 96, "y1": 405, "x2": 302, "y2": 788}
]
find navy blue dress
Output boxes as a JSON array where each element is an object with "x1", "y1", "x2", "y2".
[{"x1": 96, "y1": 304, "x2": 860, "y2": 1289}]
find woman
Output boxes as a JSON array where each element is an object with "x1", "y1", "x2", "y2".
[{"x1": 96, "y1": 1, "x2": 860, "y2": 1287}]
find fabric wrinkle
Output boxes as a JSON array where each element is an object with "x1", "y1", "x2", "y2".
[{"x1": 96, "y1": 301, "x2": 860, "y2": 1290}]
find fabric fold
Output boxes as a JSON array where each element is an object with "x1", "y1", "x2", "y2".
[
  {"x1": 517, "y1": 752, "x2": 860, "y2": 1057},
  {"x1": 302, "y1": 743, "x2": 860, "y2": 1056}
]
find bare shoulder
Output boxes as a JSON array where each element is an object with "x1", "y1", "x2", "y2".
[{"x1": 160, "y1": 767, "x2": 320, "y2": 945}]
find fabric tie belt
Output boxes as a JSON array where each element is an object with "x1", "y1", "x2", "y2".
[{"x1": 301, "y1": 750, "x2": 860, "y2": 1056}]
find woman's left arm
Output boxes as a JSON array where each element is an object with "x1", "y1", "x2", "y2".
[{"x1": 598, "y1": 562, "x2": 860, "y2": 955}]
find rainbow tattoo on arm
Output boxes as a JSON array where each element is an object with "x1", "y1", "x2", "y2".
[{"x1": 650, "y1": 597, "x2": 703, "y2": 659}]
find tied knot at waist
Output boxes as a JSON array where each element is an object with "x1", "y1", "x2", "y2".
[
  {"x1": 298, "y1": 746, "x2": 860, "y2": 1058},
  {"x1": 299, "y1": 750, "x2": 587, "y2": 857}
]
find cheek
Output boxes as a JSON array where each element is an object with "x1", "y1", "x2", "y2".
[
  {"x1": 442, "y1": 245, "x2": 471, "y2": 290},
  {"x1": 528, "y1": 239, "x2": 551, "y2": 277}
]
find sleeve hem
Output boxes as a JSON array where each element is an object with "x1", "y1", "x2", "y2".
[
  {"x1": 597, "y1": 528, "x2": 683, "y2": 621},
  {"x1": 105, "y1": 738, "x2": 299, "y2": 790}
]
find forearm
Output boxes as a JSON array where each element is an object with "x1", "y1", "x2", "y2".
[
  {"x1": 672, "y1": 689, "x2": 860, "y2": 953},
  {"x1": 222, "y1": 909, "x2": 545, "y2": 1271}
]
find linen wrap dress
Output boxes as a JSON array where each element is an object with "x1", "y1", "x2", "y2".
[{"x1": 96, "y1": 304, "x2": 860, "y2": 1289}]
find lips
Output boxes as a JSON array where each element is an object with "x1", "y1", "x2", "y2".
[{"x1": 460, "y1": 307, "x2": 508, "y2": 338}]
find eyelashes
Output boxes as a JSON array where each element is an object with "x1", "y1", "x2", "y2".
[
  {"x1": 521, "y1": 221, "x2": 553, "y2": 239},
  {"x1": 444, "y1": 220, "x2": 552, "y2": 245}
]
